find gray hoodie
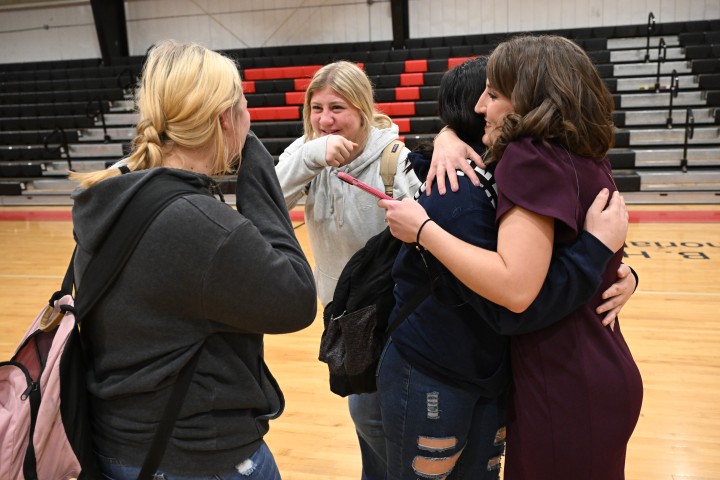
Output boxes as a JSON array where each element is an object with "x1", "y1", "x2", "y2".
[
  {"x1": 275, "y1": 125, "x2": 421, "y2": 306},
  {"x1": 71, "y1": 131, "x2": 317, "y2": 475}
]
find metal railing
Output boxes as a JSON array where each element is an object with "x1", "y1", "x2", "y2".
[
  {"x1": 644, "y1": 12, "x2": 656, "y2": 62},
  {"x1": 681, "y1": 108, "x2": 694, "y2": 173},
  {"x1": 666, "y1": 69, "x2": 679, "y2": 128},
  {"x1": 116, "y1": 67, "x2": 137, "y2": 96},
  {"x1": 85, "y1": 96, "x2": 111, "y2": 142},
  {"x1": 654, "y1": 38, "x2": 667, "y2": 92},
  {"x1": 43, "y1": 125, "x2": 72, "y2": 171}
]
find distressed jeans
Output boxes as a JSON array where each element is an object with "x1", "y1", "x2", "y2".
[
  {"x1": 377, "y1": 341, "x2": 506, "y2": 480},
  {"x1": 96, "y1": 441, "x2": 281, "y2": 480}
]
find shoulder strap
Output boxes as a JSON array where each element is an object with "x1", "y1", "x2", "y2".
[
  {"x1": 136, "y1": 346, "x2": 202, "y2": 480},
  {"x1": 380, "y1": 139, "x2": 404, "y2": 197},
  {"x1": 70, "y1": 172, "x2": 211, "y2": 480},
  {"x1": 73, "y1": 174, "x2": 210, "y2": 317}
]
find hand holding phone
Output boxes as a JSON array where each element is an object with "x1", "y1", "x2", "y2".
[{"x1": 336, "y1": 171, "x2": 394, "y2": 200}]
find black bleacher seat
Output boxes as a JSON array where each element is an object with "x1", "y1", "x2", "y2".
[
  {"x1": 368, "y1": 72, "x2": 445, "y2": 89},
  {"x1": 699, "y1": 74, "x2": 720, "y2": 89},
  {"x1": 250, "y1": 122, "x2": 303, "y2": 139},
  {"x1": 373, "y1": 86, "x2": 440, "y2": 103},
  {"x1": 613, "y1": 171, "x2": 642, "y2": 191},
  {"x1": 679, "y1": 32, "x2": 719, "y2": 47},
  {"x1": 262, "y1": 137, "x2": 300, "y2": 156},
  {"x1": 587, "y1": 50, "x2": 612, "y2": 64},
  {"x1": 0, "y1": 102, "x2": 108, "y2": 118},
  {"x1": 0, "y1": 130, "x2": 79, "y2": 145},
  {"x1": 608, "y1": 149, "x2": 637, "y2": 169},
  {"x1": 0, "y1": 181, "x2": 24, "y2": 195},
  {"x1": 685, "y1": 44, "x2": 720, "y2": 60},
  {"x1": 1, "y1": 58, "x2": 100, "y2": 73},
  {"x1": 0, "y1": 115, "x2": 95, "y2": 131},
  {"x1": 0, "y1": 89, "x2": 125, "y2": 106},
  {"x1": 244, "y1": 79, "x2": 296, "y2": 94},
  {"x1": 246, "y1": 93, "x2": 291, "y2": 108},
  {"x1": 0, "y1": 163, "x2": 43, "y2": 178},
  {"x1": 0, "y1": 145, "x2": 66, "y2": 161},
  {"x1": 691, "y1": 59, "x2": 720, "y2": 74},
  {"x1": 614, "y1": 131, "x2": 631, "y2": 148}
]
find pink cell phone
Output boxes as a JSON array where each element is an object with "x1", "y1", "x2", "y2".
[{"x1": 336, "y1": 171, "x2": 394, "y2": 200}]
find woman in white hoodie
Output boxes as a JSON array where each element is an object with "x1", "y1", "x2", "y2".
[{"x1": 275, "y1": 60, "x2": 421, "y2": 480}]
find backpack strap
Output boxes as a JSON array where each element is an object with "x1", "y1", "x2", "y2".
[
  {"x1": 70, "y1": 172, "x2": 212, "y2": 480},
  {"x1": 379, "y1": 139, "x2": 404, "y2": 197},
  {"x1": 136, "y1": 346, "x2": 202, "y2": 480},
  {"x1": 22, "y1": 173, "x2": 211, "y2": 480},
  {"x1": 72, "y1": 173, "x2": 211, "y2": 316}
]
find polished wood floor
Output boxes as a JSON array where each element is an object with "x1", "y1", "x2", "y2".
[{"x1": 1, "y1": 204, "x2": 719, "y2": 480}]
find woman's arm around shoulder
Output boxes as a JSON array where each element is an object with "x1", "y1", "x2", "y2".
[
  {"x1": 445, "y1": 188, "x2": 632, "y2": 334},
  {"x1": 426, "y1": 127, "x2": 484, "y2": 194}
]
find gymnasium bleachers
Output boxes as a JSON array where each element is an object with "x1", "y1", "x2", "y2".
[{"x1": 1, "y1": 16, "x2": 719, "y2": 204}]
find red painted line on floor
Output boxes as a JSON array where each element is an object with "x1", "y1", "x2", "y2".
[
  {"x1": 0, "y1": 211, "x2": 72, "y2": 221},
  {"x1": 1, "y1": 210, "x2": 718, "y2": 223},
  {"x1": 629, "y1": 211, "x2": 720, "y2": 223},
  {"x1": 0, "y1": 210, "x2": 307, "y2": 222},
  {"x1": 289, "y1": 210, "x2": 304, "y2": 222}
]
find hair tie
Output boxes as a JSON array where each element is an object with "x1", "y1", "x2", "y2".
[{"x1": 416, "y1": 218, "x2": 434, "y2": 246}]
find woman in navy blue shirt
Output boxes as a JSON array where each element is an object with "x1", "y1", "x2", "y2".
[{"x1": 377, "y1": 56, "x2": 635, "y2": 480}]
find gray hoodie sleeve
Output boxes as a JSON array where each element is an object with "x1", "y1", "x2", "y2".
[
  {"x1": 275, "y1": 135, "x2": 328, "y2": 209},
  {"x1": 203, "y1": 131, "x2": 317, "y2": 334}
]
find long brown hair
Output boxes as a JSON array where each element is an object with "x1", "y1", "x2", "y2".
[{"x1": 486, "y1": 35, "x2": 615, "y2": 162}]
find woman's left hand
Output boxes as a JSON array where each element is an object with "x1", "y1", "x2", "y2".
[
  {"x1": 596, "y1": 263, "x2": 636, "y2": 331},
  {"x1": 427, "y1": 128, "x2": 484, "y2": 195},
  {"x1": 583, "y1": 189, "x2": 628, "y2": 253},
  {"x1": 378, "y1": 198, "x2": 430, "y2": 244}
]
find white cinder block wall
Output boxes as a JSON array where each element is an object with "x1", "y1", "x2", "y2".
[{"x1": 0, "y1": 0, "x2": 718, "y2": 63}]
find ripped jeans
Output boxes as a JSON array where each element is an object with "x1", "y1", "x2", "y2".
[
  {"x1": 378, "y1": 341, "x2": 505, "y2": 480},
  {"x1": 96, "y1": 441, "x2": 281, "y2": 480}
]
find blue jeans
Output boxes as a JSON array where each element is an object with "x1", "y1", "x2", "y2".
[
  {"x1": 96, "y1": 441, "x2": 281, "y2": 480},
  {"x1": 348, "y1": 392, "x2": 387, "y2": 480},
  {"x1": 377, "y1": 341, "x2": 505, "y2": 480}
]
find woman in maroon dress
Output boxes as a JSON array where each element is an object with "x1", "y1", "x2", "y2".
[{"x1": 379, "y1": 35, "x2": 643, "y2": 479}]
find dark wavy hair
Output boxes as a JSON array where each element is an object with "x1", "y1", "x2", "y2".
[
  {"x1": 486, "y1": 35, "x2": 615, "y2": 162},
  {"x1": 438, "y1": 56, "x2": 487, "y2": 146}
]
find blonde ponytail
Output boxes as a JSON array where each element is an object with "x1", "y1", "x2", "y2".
[{"x1": 71, "y1": 40, "x2": 244, "y2": 190}]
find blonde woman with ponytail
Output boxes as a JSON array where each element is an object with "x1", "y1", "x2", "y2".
[{"x1": 70, "y1": 40, "x2": 316, "y2": 479}]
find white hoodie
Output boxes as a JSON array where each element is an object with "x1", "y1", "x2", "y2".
[{"x1": 276, "y1": 124, "x2": 421, "y2": 306}]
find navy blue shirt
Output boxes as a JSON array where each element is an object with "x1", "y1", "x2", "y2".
[{"x1": 389, "y1": 152, "x2": 614, "y2": 396}]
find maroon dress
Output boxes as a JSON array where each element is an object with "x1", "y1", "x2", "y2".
[{"x1": 495, "y1": 138, "x2": 643, "y2": 479}]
